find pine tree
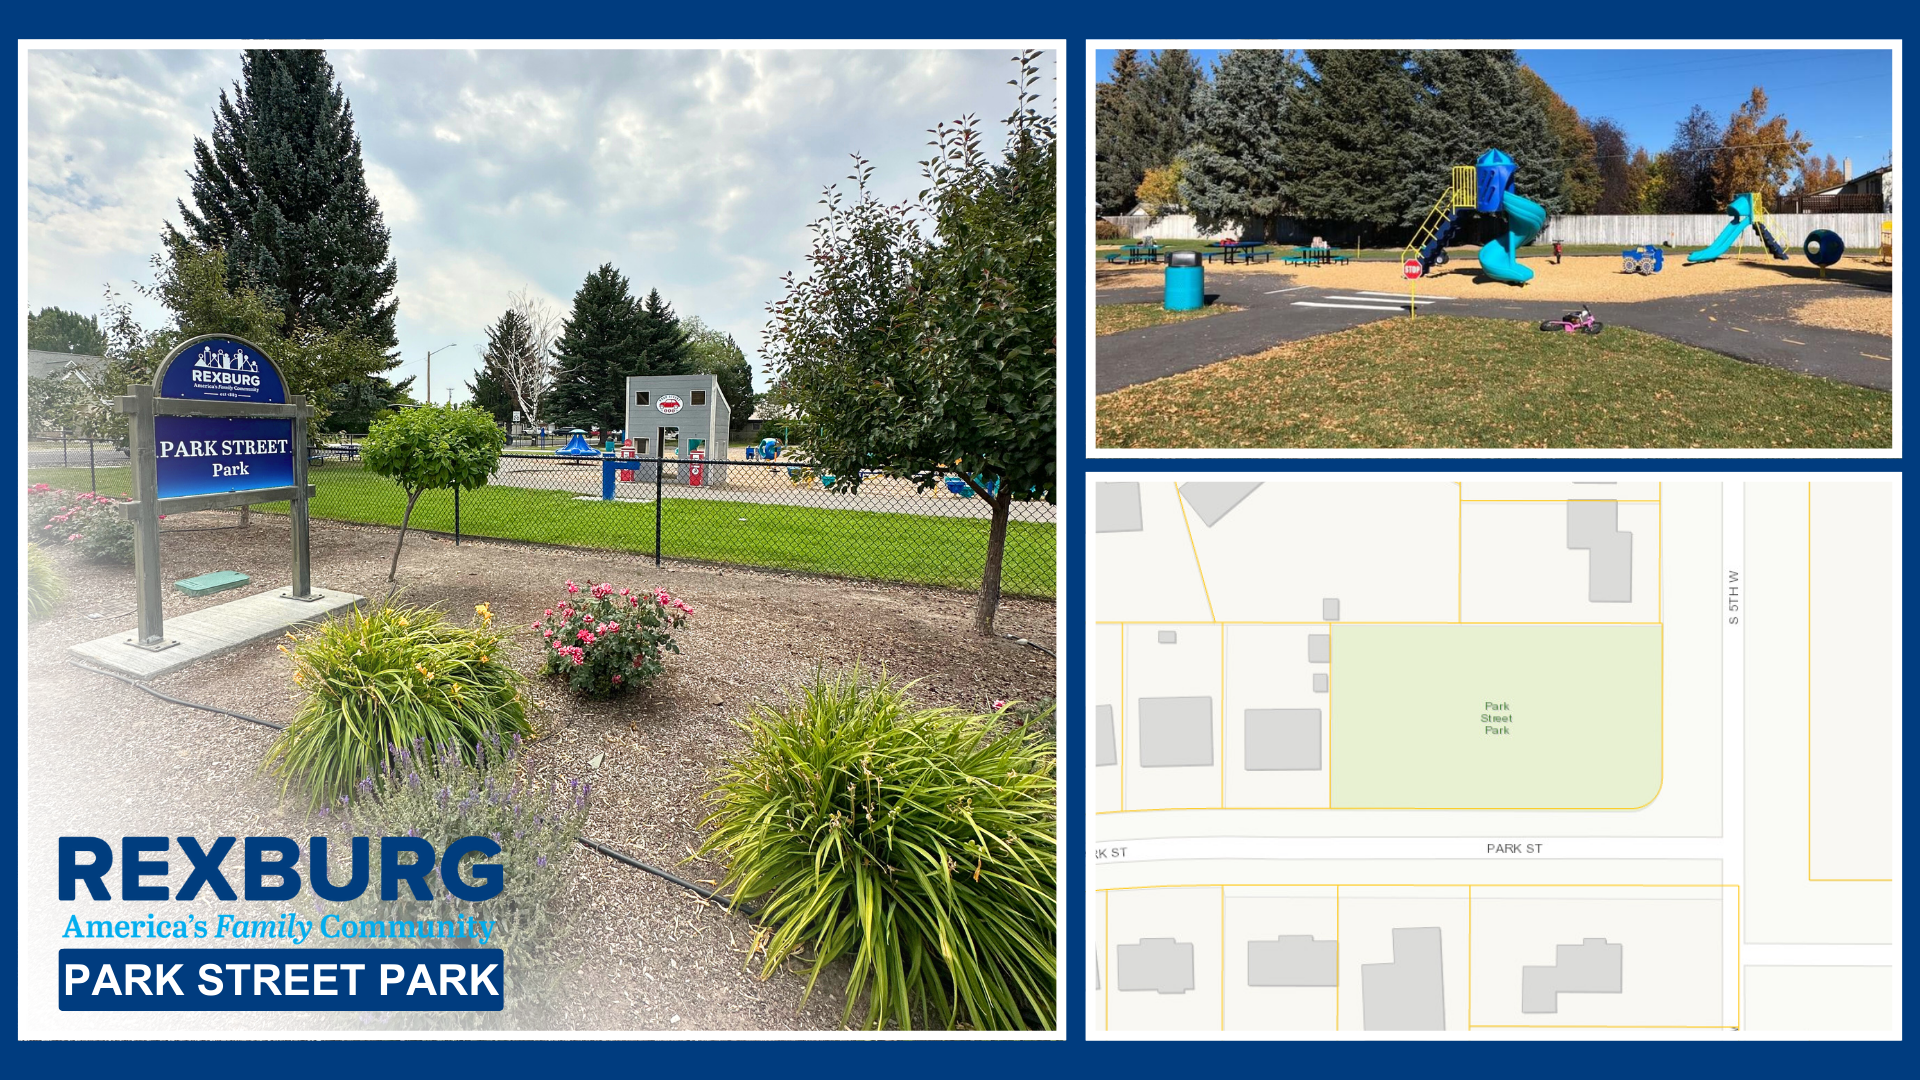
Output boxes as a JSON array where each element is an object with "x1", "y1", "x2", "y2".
[
  {"x1": 1137, "y1": 50, "x2": 1204, "y2": 169},
  {"x1": 465, "y1": 363, "x2": 514, "y2": 425},
  {"x1": 170, "y1": 49, "x2": 399, "y2": 351},
  {"x1": 1094, "y1": 50, "x2": 1151, "y2": 214},
  {"x1": 1181, "y1": 49, "x2": 1304, "y2": 240},
  {"x1": 544, "y1": 264, "x2": 644, "y2": 433},
  {"x1": 1281, "y1": 50, "x2": 1418, "y2": 236},
  {"x1": 1402, "y1": 50, "x2": 1563, "y2": 223},
  {"x1": 1590, "y1": 118, "x2": 1636, "y2": 213},
  {"x1": 630, "y1": 288, "x2": 693, "y2": 379}
]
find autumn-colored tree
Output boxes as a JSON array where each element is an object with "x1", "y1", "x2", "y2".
[
  {"x1": 1518, "y1": 65, "x2": 1601, "y2": 214},
  {"x1": 1627, "y1": 148, "x2": 1664, "y2": 213},
  {"x1": 1793, "y1": 153, "x2": 1848, "y2": 194},
  {"x1": 1713, "y1": 88, "x2": 1809, "y2": 208},
  {"x1": 1134, "y1": 159, "x2": 1187, "y2": 215}
]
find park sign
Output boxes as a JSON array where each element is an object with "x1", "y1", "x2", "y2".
[{"x1": 116, "y1": 335, "x2": 320, "y2": 651}]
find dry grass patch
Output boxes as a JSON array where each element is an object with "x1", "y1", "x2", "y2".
[{"x1": 1095, "y1": 301, "x2": 1241, "y2": 336}]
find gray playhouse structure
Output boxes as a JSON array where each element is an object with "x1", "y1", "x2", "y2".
[{"x1": 623, "y1": 373, "x2": 730, "y2": 484}]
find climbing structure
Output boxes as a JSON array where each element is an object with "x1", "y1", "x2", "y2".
[{"x1": 1402, "y1": 149, "x2": 1548, "y2": 285}]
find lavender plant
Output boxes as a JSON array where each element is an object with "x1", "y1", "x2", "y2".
[{"x1": 315, "y1": 732, "x2": 592, "y2": 1011}]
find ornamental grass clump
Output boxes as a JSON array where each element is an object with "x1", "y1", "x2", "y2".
[
  {"x1": 698, "y1": 668, "x2": 1057, "y2": 1031},
  {"x1": 535, "y1": 580, "x2": 689, "y2": 698},
  {"x1": 27, "y1": 544, "x2": 66, "y2": 620},
  {"x1": 317, "y1": 733, "x2": 592, "y2": 985},
  {"x1": 268, "y1": 601, "x2": 530, "y2": 806}
]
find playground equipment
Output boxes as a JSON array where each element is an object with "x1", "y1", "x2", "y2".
[
  {"x1": 1803, "y1": 229, "x2": 1846, "y2": 277},
  {"x1": 1686, "y1": 193, "x2": 1788, "y2": 264},
  {"x1": 1621, "y1": 245, "x2": 1665, "y2": 275},
  {"x1": 759, "y1": 437, "x2": 782, "y2": 460},
  {"x1": 1403, "y1": 148, "x2": 1548, "y2": 286},
  {"x1": 554, "y1": 429, "x2": 597, "y2": 458},
  {"x1": 1538, "y1": 305, "x2": 1603, "y2": 335}
]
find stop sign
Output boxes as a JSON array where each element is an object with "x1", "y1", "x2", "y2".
[{"x1": 1403, "y1": 258, "x2": 1423, "y2": 280}]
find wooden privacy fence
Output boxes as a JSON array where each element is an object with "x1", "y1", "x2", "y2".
[{"x1": 1540, "y1": 212, "x2": 1885, "y2": 249}]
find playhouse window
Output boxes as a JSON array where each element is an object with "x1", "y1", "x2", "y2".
[
  {"x1": 691, "y1": 390, "x2": 706, "y2": 406},
  {"x1": 635, "y1": 391, "x2": 650, "y2": 406}
]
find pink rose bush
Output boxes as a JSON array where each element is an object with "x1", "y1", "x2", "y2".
[
  {"x1": 534, "y1": 580, "x2": 691, "y2": 698},
  {"x1": 25, "y1": 484, "x2": 135, "y2": 564}
]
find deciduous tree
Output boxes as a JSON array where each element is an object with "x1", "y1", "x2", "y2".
[{"x1": 363, "y1": 404, "x2": 506, "y2": 580}]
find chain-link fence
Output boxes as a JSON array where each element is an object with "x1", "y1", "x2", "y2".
[{"x1": 291, "y1": 450, "x2": 1055, "y2": 598}]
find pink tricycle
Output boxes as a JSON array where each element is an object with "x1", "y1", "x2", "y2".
[{"x1": 1539, "y1": 305, "x2": 1602, "y2": 335}]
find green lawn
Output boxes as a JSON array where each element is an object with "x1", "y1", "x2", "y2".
[
  {"x1": 27, "y1": 464, "x2": 1055, "y2": 598},
  {"x1": 1095, "y1": 315, "x2": 1891, "y2": 450},
  {"x1": 1095, "y1": 302, "x2": 1240, "y2": 336}
]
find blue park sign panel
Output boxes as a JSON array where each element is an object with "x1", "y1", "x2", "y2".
[{"x1": 152, "y1": 337, "x2": 294, "y2": 501}]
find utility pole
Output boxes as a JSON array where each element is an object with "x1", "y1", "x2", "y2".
[{"x1": 423, "y1": 343, "x2": 457, "y2": 404}]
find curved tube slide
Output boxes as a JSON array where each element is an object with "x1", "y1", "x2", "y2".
[{"x1": 1477, "y1": 190, "x2": 1548, "y2": 284}]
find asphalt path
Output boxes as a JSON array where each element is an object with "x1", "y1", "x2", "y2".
[{"x1": 1095, "y1": 276, "x2": 1893, "y2": 394}]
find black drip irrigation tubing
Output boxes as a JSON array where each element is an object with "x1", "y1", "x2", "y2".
[
  {"x1": 1000, "y1": 633, "x2": 1055, "y2": 658},
  {"x1": 67, "y1": 659, "x2": 286, "y2": 730},
  {"x1": 63, "y1": 659, "x2": 756, "y2": 918}
]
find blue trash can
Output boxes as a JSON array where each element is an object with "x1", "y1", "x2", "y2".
[{"x1": 1164, "y1": 250, "x2": 1203, "y2": 312}]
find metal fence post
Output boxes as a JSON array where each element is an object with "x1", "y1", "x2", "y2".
[
  {"x1": 654, "y1": 454, "x2": 663, "y2": 567},
  {"x1": 455, "y1": 485, "x2": 462, "y2": 546},
  {"x1": 88, "y1": 436, "x2": 96, "y2": 494}
]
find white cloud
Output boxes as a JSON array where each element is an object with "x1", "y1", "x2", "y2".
[{"x1": 27, "y1": 46, "x2": 1058, "y2": 401}]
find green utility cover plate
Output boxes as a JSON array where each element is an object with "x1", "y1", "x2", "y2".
[{"x1": 175, "y1": 571, "x2": 251, "y2": 597}]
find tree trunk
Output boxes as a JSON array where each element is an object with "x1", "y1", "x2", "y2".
[
  {"x1": 239, "y1": 503, "x2": 250, "y2": 527},
  {"x1": 973, "y1": 487, "x2": 1013, "y2": 636},
  {"x1": 388, "y1": 488, "x2": 422, "y2": 582}
]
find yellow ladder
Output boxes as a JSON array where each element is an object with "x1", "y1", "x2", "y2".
[{"x1": 1401, "y1": 166, "x2": 1477, "y2": 265}]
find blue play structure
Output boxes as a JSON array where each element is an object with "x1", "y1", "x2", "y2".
[
  {"x1": 1621, "y1": 245, "x2": 1665, "y2": 275},
  {"x1": 554, "y1": 429, "x2": 598, "y2": 458},
  {"x1": 1803, "y1": 229, "x2": 1846, "y2": 269},
  {"x1": 1405, "y1": 149, "x2": 1548, "y2": 286},
  {"x1": 759, "y1": 437, "x2": 782, "y2": 460},
  {"x1": 1686, "y1": 192, "x2": 1788, "y2": 264}
]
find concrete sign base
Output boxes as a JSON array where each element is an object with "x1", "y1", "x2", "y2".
[{"x1": 69, "y1": 586, "x2": 364, "y2": 680}]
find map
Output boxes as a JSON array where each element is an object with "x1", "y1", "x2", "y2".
[{"x1": 1088, "y1": 477, "x2": 1900, "y2": 1038}]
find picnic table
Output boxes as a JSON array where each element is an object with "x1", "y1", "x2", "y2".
[
  {"x1": 1284, "y1": 245, "x2": 1352, "y2": 266},
  {"x1": 1105, "y1": 242, "x2": 1164, "y2": 265},
  {"x1": 1205, "y1": 240, "x2": 1271, "y2": 265}
]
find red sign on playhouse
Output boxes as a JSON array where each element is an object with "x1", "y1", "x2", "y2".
[
  {"x1": 1403, "y1": 258, "x2": 1423, "y2": 281},
  {"x1": 656, "y1": 395, "x2": 683, "y2": 414}
]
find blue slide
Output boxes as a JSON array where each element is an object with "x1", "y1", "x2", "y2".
[
  {"x1": 1687, "y1": 192, "x2": 1764, "y2": 264},
  {"x1": 1687, "y1": 219, "x2": 1751, "y2": 264},
  {"x1": 1477, "y1": 190, "x2": 1548, "y2": 284}
]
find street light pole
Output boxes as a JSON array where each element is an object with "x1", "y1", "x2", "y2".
[{"x1": 423, "y1": 343, "x2": 457, "y2": 404}]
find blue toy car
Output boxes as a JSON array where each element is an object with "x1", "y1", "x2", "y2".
[{"x1": 1621, "y1": 245, "x2": 1664, "y2": 275}]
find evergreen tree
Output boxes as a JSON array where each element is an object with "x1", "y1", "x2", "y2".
[
  {"x1": 630, "y1": 288, "x2": 693, "y2": 379},
  {"x1": 1137, "y1": 50, "x2": 1204, "y2": 169},
  {"x1": 544, "y1": 263, "x2": 644, "y2": 433},
  {"x1": 683, "y1": 317, "x2": 757, "y2": 433},
  {"x1": 1403, "y1": 50, "x2": 1563, "y2": 223},
  {"x1": 465, "y1": 363, "x2": 514, "y2": 425},
  {"x1": 1281, "y1": 50, "x2": 1418, "y2": 238},
  {"x1": 324, "y1": 374, "x2": 416, "y2": 433},
  {"x1": 170, "y1": 49, "x2": 399, "y2": 352},
  {"x1": 1094, "y1": 50, "x2": 1151, "y2": 214},
  {"x1": 1518, "y1": 66, "x2": 1603, "y2": 215},
  {"x1": 1181, "y1": 49, "x2": 1304, "y2": 240},
  {"x1": 27, "y1": 306, "x2": 107, "y2": 354}
]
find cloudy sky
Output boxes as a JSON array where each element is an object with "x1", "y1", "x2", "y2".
[{"x1": 27, "y1": 46, "x2": 1056, "y2": 406}]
